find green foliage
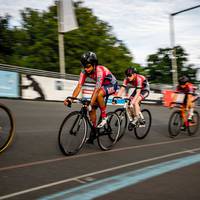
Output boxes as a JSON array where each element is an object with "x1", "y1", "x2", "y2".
[
  {"x1": 0, "y1": 1, "x2": 137, "y2": 79},
  {"x1": 0, "y1": 1, "x2": 196, "y2": 82},
  {"x1": 145, "y1": 46, "x2": 197, "y2": 84},
  {"x1": 0, "y1": 15, "x2": 14, "y2": 63}
]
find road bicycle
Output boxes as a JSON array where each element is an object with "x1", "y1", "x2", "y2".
[
  {"x1": 168, "y1": 96, "x2": 200, "y2": 138},
  {"x1": 112, "y1": 97, "x2": 152, "y2": 140},
  {"x1": 58, "y1": 97, "x2": 121, "y2": 156},
  {"x1": 0, "y1": 103, "x2": 15, "y2": 153}
]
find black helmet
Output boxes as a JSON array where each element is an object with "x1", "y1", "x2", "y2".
[
  {"x1": 80, "y1": 51, "x2": 98, "y2": 67},
  {"x1": 178, "y1": 75, "x2": 189, "y2": 85},
  {"x1": 125, "y1": 67, "x2": 137, "y2": 76}
]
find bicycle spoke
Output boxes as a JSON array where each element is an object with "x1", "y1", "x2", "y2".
[
  {"x1": 168, "y1": 111, "x2": 182, "y2": 138},
  {"x1": 188, "y1": 111, "x2": 199, "y2": 136},
  {"x1": 134, "y1": 109, "x2": 151, "y2": 139},
  {"x1": 114, "y1": 108, "x2": 127, "y2": 141},
  {"x1": 97, "y1": 112, "x2": 120, "y2": 151},
  {"x1": 58, "y1": 112, "x2": 87, "y2": 156},
  {"x1": 0, "y1": 104, "x2": 15, "y2": 153}
]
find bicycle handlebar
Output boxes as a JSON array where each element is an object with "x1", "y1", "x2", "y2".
[
  {"x1": 112, "y1": 96, "x2": 130, "y2": 104},
  {"x1": 66, "y1": 97, "x2": 90, "y2": 105}
]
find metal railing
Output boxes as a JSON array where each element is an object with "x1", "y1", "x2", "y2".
[{"x1": 0, "y1": 63, "x2": 80, "y2": 81}]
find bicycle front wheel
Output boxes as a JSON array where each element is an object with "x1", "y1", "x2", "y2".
[
  {"x1": 58, "y1": 111, "x2": 87, "y2": 156},
  {"x1": 97, "y1": 112, "x2": 120, "y2": 151},
  {"x1": 0, "y1": 104, "x2": 15, "y2": 153},
  {"x1": 188, "y1": 111, "x2": 199, "y2": 136},
  {"x1": 168, "y1": 110, "x2": 182, "y2": 138},
  {"x1": 134, "y1": 109, "x2": 152, "y2": 139},
  {"x1": 114, "y1": 108, "x2": 127, "y2": 141}
]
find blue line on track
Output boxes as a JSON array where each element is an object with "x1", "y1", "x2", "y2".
[{"x1": 39, "y1": 153, "x2": 200, "y2": 200}]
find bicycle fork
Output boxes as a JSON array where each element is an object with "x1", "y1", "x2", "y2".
[{"x1": 70, "y1": 115, "x2": 83, "y2": 135}]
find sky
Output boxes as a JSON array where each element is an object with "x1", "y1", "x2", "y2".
[{"x1": 0, "y1": 0, "x2": 200, "y2": 67}]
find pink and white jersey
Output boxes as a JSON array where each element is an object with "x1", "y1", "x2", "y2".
[
  {"x1": 123, "y1": 74, "x2": 149, "y2": 90},
  {"x1": 78, "y1": 65, "x2": 117, "y2": 89}
]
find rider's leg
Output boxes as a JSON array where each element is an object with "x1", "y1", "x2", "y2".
[
  {"x1": 187, "y1": 95, "x2": 194, "y2": 121},
  {"x1": 96, "y1": 88, "x2": 108, "y2": 128},
  {"x1": 131, "y1": 96, "x2": 142, "y2": 124},
  {"x1": 97, "y1": 88, "x2": 107, "y2": 118},
  {"x1": 89, "y1": 107, "x2": 97, "y2": 128},
  {"x1": 134, "y1": 96, "x2": 142, "y2": 117},
  {"x1": 130, "y1": 90, "x2": 149, "y2": 125},
  {"x1": 180, "y1": 105, "x2": 188, "y2": 128},
  {"x1": 87, "y1": 106, "x2": 97, "y2": 143}
]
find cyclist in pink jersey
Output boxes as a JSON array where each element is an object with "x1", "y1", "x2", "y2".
[
  {"x1": 117, "y1": 67, "x2": 150, "y2": 125},
  {"x1": 64, "y1": 51, "x2": 118, "y2": 132}
]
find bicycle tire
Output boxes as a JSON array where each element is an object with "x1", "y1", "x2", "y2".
[
  {"x1": 114, "y1": 108, "x2": 127, "y2": 141},
  {"x1": 58, "y1": 111, "x2": 87, "y2": 156},
  {"x1": 168, "y1": 110, "x2": 182, "y2": 138},
  {"x1": 134, "y1": 109, "x2": 152, "y2": 139},
  {"x1": 97, "y1": 112, "x2": 120, "y2": 151},
  {"x1": 0, "y1": 104, "x2": 15, "y2": 153},
  {"x1": 188, "y1": 111, "x2": 199, "y2": 136}
]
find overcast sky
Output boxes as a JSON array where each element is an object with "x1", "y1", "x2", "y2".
[{"x1": 0, "y1": 0, "x2": 200, "y2": 67}]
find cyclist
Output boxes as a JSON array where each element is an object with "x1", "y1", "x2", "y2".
[
  {"x1": 117, "y1": 67, "x2": 150, "y2": 126},
  {"x1": 64, "y1": 51, "x2": 118, "y2": 133},
  {"x1": 173, "y1": 75, "x2": 197, "y2": 122}
]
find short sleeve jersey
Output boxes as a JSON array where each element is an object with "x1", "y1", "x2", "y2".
[
  {"x1": 122, "y1": 74, "x2": 149, "y2": 90},
  {"x1": 78, "y1": 65, "x2": 117, "y2": 89},
  {"x1": 176, "y1": 83, "x2": 195, "y2": 94}
]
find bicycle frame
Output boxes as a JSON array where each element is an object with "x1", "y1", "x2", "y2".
[
  {"x1": 66, "y1": 97, "x2": 112, "y2": 138},
  {"x1": 112, "y1": 96, "x2": 143, "y2": 121},
  {"x1": 171, "y1": 94, "x2": 200, "y2": 128},
  {"x1": 58, "y1": 97, "x2": 121, "y2": 155},
  {"x1": 68, "y1": 97, "x2": 95, "y2": 132}
]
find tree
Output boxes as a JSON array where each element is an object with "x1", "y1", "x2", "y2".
[
  {"x1": 0, "y1": 15, "x2": 14, "y2": 63},
  {"x1": 145, "y1": 46, "x2": 197, "y2": 84},
  {"x1": 0, "y1": 1, "x2": 139, "y2": 80}
]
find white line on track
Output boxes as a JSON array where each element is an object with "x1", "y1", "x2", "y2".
[
  {"x1": 1, "y1": 147, "x2": 200, "y2": 200},
  {"x1": 0, "y1": 136, "x2": 200, "y2": 172}
]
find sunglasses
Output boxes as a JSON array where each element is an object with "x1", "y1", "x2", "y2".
[
  {"x1": 126, "y1": 74, "x2": 132, "y2": 77},
  {"x1": 83, "y1": 64, "x2": 92, "y2": 69}
]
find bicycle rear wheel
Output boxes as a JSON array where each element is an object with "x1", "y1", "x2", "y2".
[
  {"x1": 168, "y1": 110, "x2": 182, "y2": 138},
  {"x1": 58, "y1": 111, "x2": 87, "y2": 156},
  {"x1": 188, "y1": 111, "x2": 199, "y2": 136},
  {"x1": 134, "y1": 109, "x2": 152, "y2": 139},
  {"x1": 97, "y1": 112, "x2": 120, "y2": 151},
  {"x1": 0, "y1": 104, "x2": 15, "y2": 153},
  {"x1": 114, "y1": 108, "x2": 127, "y2": 141}
]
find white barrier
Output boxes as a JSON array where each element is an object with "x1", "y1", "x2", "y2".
[{"x1": 21, "y1": 74, "x2": 80, "y2": 101}]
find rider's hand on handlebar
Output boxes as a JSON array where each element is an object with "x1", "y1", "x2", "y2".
[
  {"x1": 112, "y1": 95, "x2": 120, "y2": 104},
  {"x1": 64, "y1": 98, "x2": 72, "y2": 107}
]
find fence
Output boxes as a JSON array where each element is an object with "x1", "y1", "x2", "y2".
[{"x1": 0, "y1": 63, "x2": 163, "y2": 104}]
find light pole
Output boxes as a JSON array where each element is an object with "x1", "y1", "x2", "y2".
[
  {"x1": 57, "y1": 0, "x2": 78, "y2": 76},
  {"x1": 169, "y1": 5, "x2": 200, "y2": 87}
]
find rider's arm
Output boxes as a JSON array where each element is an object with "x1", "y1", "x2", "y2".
[
  {"x1": 117, "y1": 78, "x2": 128, "y2": 97},
  {"x1": 72, "y1": 71, "x2": 85, "y2": 98},
  {"x1": 117, "y1": 86, "x2": 126, "y2": 97},
  {"x1": 64, "y1": 71, "x2": 85, "y2": 105},
  {"x1": 64, "y1": 83, "x2": 82, "y2": 106},
  {"x1": 72, "y1": 83, "x2": 82, "y2": 98}
]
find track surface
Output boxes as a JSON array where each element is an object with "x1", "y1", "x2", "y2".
[{"x1": 0, "y1": 99, "x2": 200, "y2": 200}]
